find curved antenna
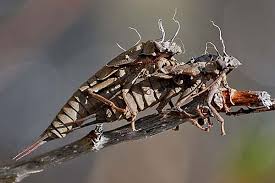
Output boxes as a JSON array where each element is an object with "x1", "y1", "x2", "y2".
[
  {"x1": 128, "y1": 27, "x2": 141, "y2": 46},
  {"x1": 176, "y1": 38, "x2": 186, "y2": 55},
  {"x1": 204, "y1": 41, "x2": 220, "y2": 56},
  {"x1": 158, "y1": 19, "x2": 165, "y2": 43},
  {"x1": 171, "y1": 8, "x2": 181, "y2": 42},
  {"x1": 116, "y1": 26, "x2": 142, "y2": 51},
  {"x1": 210, "y1": 20, "x2": 228, "y2": 56},
  {"x1": 116, "y1": 43, "x2": 127, "y2": 51}
]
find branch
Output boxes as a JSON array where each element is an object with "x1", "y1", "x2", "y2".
[
  {"x1": 0, "y1": 88, "x2": 273, "y2": 183},
  {"x1": 0, "y1": 112, "x2": 186, "y2": 183},
  {"x1": 223, "y1": 89, "x2": 275, "y2": 115},
  {"x1": 226, "y1": 105, "x2": 275, "y2": 116}
]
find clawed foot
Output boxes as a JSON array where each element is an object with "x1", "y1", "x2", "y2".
[
  {"x1": 131, "y1": 116, "x2": 140, "y2": 132},
  {"x1": 131, "y1": 126, "x2": 141, "y2": 132},
  {"x1": 173, "y1": 125, "x2": 180, "y2": 131},
  {"x1": 190, "y1": 118, "x2": 210, "y2": 132},
  {"x1": 131, "y1": 124, "x2": 138, "y2": 132},
  {"x1": 220, "y1": 123, "x2": 226, "y2": 136},
  {"x1": 225, "y1": 87, "x2": 235, "y2": 106}
]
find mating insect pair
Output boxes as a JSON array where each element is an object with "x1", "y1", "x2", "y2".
[{"x1": 13, "y1": 13, "x2": 241, "y2": 161}]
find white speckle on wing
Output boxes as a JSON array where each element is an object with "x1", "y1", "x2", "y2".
[
  {"x1": 213, "y1": 92, "x2": 224, "y2": 109},
  {"x1": 136, "y1": 44, "x2": 142, "y2": 51},
  {"x1": 258, "y1": 91, "x2": 273, "y2": 109},
  {"x1": 92, "y1": 135, "x2": 109, "y2": 151}
]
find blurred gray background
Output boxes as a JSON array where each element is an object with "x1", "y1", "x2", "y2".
[{"x1": 1, "y1": 0, "x2": 275, "y2": 183}]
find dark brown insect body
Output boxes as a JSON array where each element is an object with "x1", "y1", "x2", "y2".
[
  {"x1": 13, "y1": 39, "x2": 182, "y2": 160},
  {"x1": 67, "y1": 53, "x2": 241, "y2": 134},
  {"x1": 47, "y1": 57, "x2": 179, "y2": 138},
  {"x1": 14, "y1": 18, "x2": 241, "y2": 161},
  {"x1": 94, "y1": 73, "x2": 192, "y2": 123}
]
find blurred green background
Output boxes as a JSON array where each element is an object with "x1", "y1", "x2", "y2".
[{"x1": 0, "y1": 0, "x2": 275, "y2": 182}]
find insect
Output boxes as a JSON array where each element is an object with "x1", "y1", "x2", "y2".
[
  {"x1": 13, "y1": 13, "x2": 183, "y2": 161},
  {"x1": 73, "y1": 32, "x2": 242, "y2": 135},
  {"x1": 88, "y1": 64, "x2": 192, "y2": 125},
  {"x1": 75, "y1": 36, "x2": 242, "y2": 137},
  {"x1": 75, "y1": 54, "x2": 239, "y2": 136},
  {"x1": 148, "y1": 20, "x2": 242, "y2": 133},
  {"x1": 50, "y1": 20, "x2": 241, "y2": 141},
  {"x1": 151, "y1": 56, "x2": 240, "y2": 135}
]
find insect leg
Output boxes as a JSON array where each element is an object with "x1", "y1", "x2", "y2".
[
  {"x1": 176, "y1": 82, "x2": 203, "y2": 109},
  {"x1": 178, "y1": 105, "x2": 205, "y2": 127},
  {"x1": 199, "y1": 106, "x2": 214, "y2": 128},
  {"x1": 186, "y1": 71, "x2": 226, "y2": 102},
  {"x1": 177, "y1": 109, "x2": 203, "y2": 130},
  {"x1": 121, "y1": 71, "x2": 142, "y2": 131},
  {"x1": 206, "y1": 117, "x2": 213, "y2": 129},
  {"x1": 156, "y1": 89, "x2": 177, "y2": 112},
  {"x1": 130, "y1": 117, "x2": 138, "y2": 132},
  {"x1": 195, "y1": 106, "x2": 213, "y2": 132},
  {"x1": 87, "y1": 89, "x2": 126, "y2": 114},
  {"x1": 167, "y1": 102, "x2": 180, "y2": 131},
  {"x1": 221, "y1": 73, "x2": 235, "y2": 105},
  {"x1": 207, "y1": 78, "x2": 226, "y2": 135},
  {"x1": 189, "y1": 118, "x2": 209, "y2": 131}
]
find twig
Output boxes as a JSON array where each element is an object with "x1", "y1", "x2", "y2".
[
  {"x1": 0, "y1": 112, "x2": 186, "y2": 183},
  {"x1": 0, "y1": 88, "x2": 273, "y2": 183},
  {"x1": 226, "y1": 104, "x2": 275, "y2": 116}
]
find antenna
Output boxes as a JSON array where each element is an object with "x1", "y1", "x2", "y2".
[
  {"x1": 129, "y1": 27, "x2": 141, "y2": 46},
  {"x1": 116, "y1": 26, "x2": 142, "y2": 51},
  {"x1": 171, "y1": 8, "x2": 181, "y2": 42},
  {"x1": 204, "y1": 41, "x2": 220, "y2": 56},
  {"x1": 210, "y1": 20, "x2": 228, "y2": 56},
  {"x1": 158, "y1": 19, "x2": 166, "y2": 43}
]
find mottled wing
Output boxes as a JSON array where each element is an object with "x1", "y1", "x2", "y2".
[{"x1": 106, "y1": 42, "x2": 144, "y2": 67}]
